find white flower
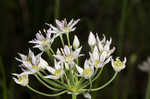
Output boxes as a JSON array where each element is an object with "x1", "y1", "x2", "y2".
[
  {"x1": 76, "y1": 60, "x2": 94, "y2": 79},
  {"x1": 73, "y1": 35, "x2": 80, "y2": 49},
  {"x1": 29, "y1": 29, "x2": 55, "y2": 51},
  {"x1": 138, "y1": 57, "x2": 150, "y2": 72},
  {"x1": 54, "y1": 45, "x2": 83, "y2": 66},
  {"x1": 12, "y1": 73, "x2": 29, "y2": 86},
  {"x1": 89, "y1": 46, "x2": 111, "y2": 68},
  {"x1": 96, "y1": 34, "x2": 115, "y2": 57},
  {"x1": 88, "y1": 32, "x2": 96, "y2": 47},
  {"x1": 16, "y1": 49, "x2": 48, "y2": 74},
  {"x1": 111, "y1": 57, "x2": 127, "y2": 72},
  {"x1": 44, "y1": 61, "x2": 64, "y2": 79},
  {"x1": 49, "y1": 19, "x2": 80, "y2": 37}
]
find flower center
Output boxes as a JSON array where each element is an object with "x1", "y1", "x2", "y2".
[
  {"x1": 71, "y1": 87, "x2": 78, "y2": 93},
  {"x1": 42, "y1": 39, "x2": 50, "y2": 49},
  {"x1": 66, "y1": 55, "x2": 73, "y2": 62},
  {"x1": 26, "y1": 57, "x2": 32, "y2": 62},
  {"x1": 83, "y1": 68, "x2": 92, "y2": 77},
  {"x1": 18, "y1": 77, "x2": 22, "y2": 82},
  {"x1": 114, "y1": 60, "x2": 123, "y2": 67},
  {"x1": 32, "y1": 65, "x2": 39, "y2": 70},
  {"x1": 64, "y1": 27, "x2": 70, "y2": 33},
  {"x1": 95, "y1": 59, "x2": 100, "y2": 65},
  {"x1": 54, "y1": 69, "x2": 61, "y2": 77}
]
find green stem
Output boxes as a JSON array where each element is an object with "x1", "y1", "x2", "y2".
[
  {"x1": 92, "y1": 67, "x2": 103, "y2": 82},
  {"x1": 60, "y1": 35, "x2": 65, "y2": 47},
  {"x1": 72, "y1": 94, "x2": 77, "y2": 99},
  {"x1": 35, "y1": 74, "x2": 60, "y2": 91},
  {"x1": 81, "y1": 67, "x2": 103, "y2": 89},
  {"x1": 145, "y1": 73, "x2": 150, "y2": 99},
  {"x1": 27, "y1": 85, "x2": 67, "y2": 97},
  {"x1": 66, "y1": 33, "x2": 70, "y2": 46},
  {"x1": 0, "y1": 56, "x2": 7, "y2": 99},
  {"x1": 49, "y1": 47, "x2": 55, "y2": 54},
  {"x1": 37, "y1": 72, "x2": 67, "y2": 89},
  {"x1": 89, "y1": 72, "x2": 118, "y2": 92}
]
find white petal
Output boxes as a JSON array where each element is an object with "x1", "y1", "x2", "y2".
[
  {"x1": 46, "y1": 66, "x2": 55, "y2": 74},
  {"x1": 96, "y1": 34, "x2": 103, "y2": 51},
  {"x1": 56, "y1": 19, "x2": 64, "y2": 28},
  {"x1": 73, "y1": 47, "x2": 82, "y2": 58},
  {"x1": 18, "y1": 53, "x2": 27, "y2": 61},
  {"x1": 36, "y1": 33, "x2": 44, "y2": 41},
  {"x1": 76, "y1": 65, "x2": 83, "y2": 75},
  {"x1": 84, "y1": 60, "x2": 90, "y2": 69},
  {"x1": 55, "y1": 61, "x2": 61, "y2": 70},
  {"x1": 39, "y1": 58, "x2": 48, "y2": 69},
  {"x1": 100, "y1": 51, "x2": 107, "y2": 62},
  {"x1": 54, "y1": 55, "x2": 65, "y2": 62},
  {"x1": 44, "y1": 75, "x2": 59, "y2": 79},
  {"x1": 123, "y1": 57, "x2": 127, "y2": 64},
  {"x1": 68, "y1": 19, "x2": 73, "y2": 27},
  {"x1": 64, "y1": 46, "x2": 71, "y2": 55},
  {"x1": 93, "y1": 46, "x2": 99, "y2": 60},
  {"x1": 70, "y1": 19, "x2": 80, "y2": 29}
]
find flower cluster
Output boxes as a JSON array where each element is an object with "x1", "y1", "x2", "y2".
[{"x1": 12, "y1": 18, "x2": 127, "y2": 99}]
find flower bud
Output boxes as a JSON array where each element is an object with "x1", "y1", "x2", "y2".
[
  {"x1": 88, "y1": 32, "x2": 96, "y2": 47},
  {"x1": 73, "y1": 35, "x2": 80, "y2": 49}
]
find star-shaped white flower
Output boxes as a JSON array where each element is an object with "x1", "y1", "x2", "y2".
[
  {"x1": 89, "y1": 46, "x2": 111, "y2": 68},
  {"x1": 54, "y1": 45, "x2": 83, "y2": 66},
  {"x1": 16, "y1": 49, "x2": 48, "y2": 74},
  {"x1": 111, "y1": 57, "x2": 127, "y2": 72},
  {"x1": 49, "y1": 19, "x2": 80, "y2": 37},
  {"x1": 44, "y1": 61, "x2": 64, "y2": 79},
  {"x1": 29, "y1": 29, "x2": 55, "y2": 51},
  {"x1": 12, "y1": 73, "x2": 29, "y2": 86},
  {"x1": 76, "y1": 60, "x2": 94, "y2": 79},
  {"x1": 96, "y1": 34, "x2": 115, "y2": 57}
]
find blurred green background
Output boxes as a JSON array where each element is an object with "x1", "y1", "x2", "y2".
[{"x1": 0, "y1": 0, "x2": 150, "y2": 99}]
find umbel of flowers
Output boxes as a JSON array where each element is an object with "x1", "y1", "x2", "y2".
[{"x1": 12, "y1": 19, "x2": 127, "y2": 99}]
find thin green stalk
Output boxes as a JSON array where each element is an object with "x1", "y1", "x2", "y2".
[
  {"x1": 66, "y1": 33, "x2": 71, "y2": 46},
  {"x1": 49, "y1": 47, "x2": 55, "y2": 54},
  {"x1": 37, "y1": 72, "x2": 67, "y2": 89},
  {"x1": 35, "y1": 74, "x2": 60, "y2": 91},
  {"x1": 86, "y1": 72, "x2": 118, "y2": 92},
  {"x1": 0, "y1": 56, "x2": 7, "y2": 99},
  {"x1": 27, "y1": 85, "x2": 67, "y2": 97},
  {"x1": 81, "y1": 67, "x2": 103, "y2": 89},
  {"x1": 145, "y1": 73, "x2": 150, "y2": 99},
  {"x1": 72, "y1": 94, "x2": 77, "y2": 99},
  {"x1": 60, "y1": 35, "x2": 65, "y2": 47}
]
